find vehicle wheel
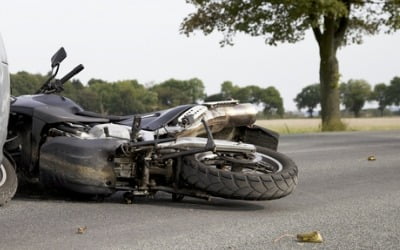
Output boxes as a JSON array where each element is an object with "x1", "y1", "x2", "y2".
[
  {"x1": 0, "y1": 157, "x2": 18, "y2": 206},
  {"x1": 181, "y1": 146, "x2": 298, "y2": 200}
]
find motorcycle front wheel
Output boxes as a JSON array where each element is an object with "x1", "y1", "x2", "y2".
[
  {"x1": 181, "y1": 146, "x2": 298, "y2": 200},
  {"x1": 0, "y1": 157, "x2": 18, "y2": 206}
]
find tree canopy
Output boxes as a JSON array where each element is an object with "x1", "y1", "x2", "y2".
[
  {"x1": 294, "y1": 84, "x2": 321, "y2": 117},
  {"x1": 387, "y1": 76, "x2": 400, "y2": 105},
  {"x1": 150, "y1": 78, "x2": 206, "y2": 109},
  {"x1": 181, "y1": 0, "x2": 400, "y2": 130},
  {"x1": 370, "y1": 83, "x2": 391, "y2": 116},
  {"x1": 340, "y1": 79, "x2": 371, "y2": 117}
]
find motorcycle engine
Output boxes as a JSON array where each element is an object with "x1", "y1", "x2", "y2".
[{"x1": 113, "y1": 156, "x2": 136, "y2": 178}]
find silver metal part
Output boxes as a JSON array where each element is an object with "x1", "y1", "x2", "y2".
[
  {"x1": 114, "y1": 157, "x2": 136, "y2": 178},
  {"x1": 177, "y1": 105, "x2": 208, "y2": 127},
  {"x1": 175, "y1": 103, "x2": 257, "y2": 137},
  {"x1": 89, "y1": 123, "x2": 131, "y2": 140},
  {"x1": 88, "y1": 124, "x2": 154, "y2": 141},
  {"x1": 203, "y1": 100, "x2": 239, "y2": 108},
  {"x1": 195, "y1": 151, "x2": 283, "y2": 174},
  {"x1": 0, "y1": 163, "x2": 7, "y2": 187},
  {"x1": 157, "y1": 137, "x2": 256, "y2": 154}
]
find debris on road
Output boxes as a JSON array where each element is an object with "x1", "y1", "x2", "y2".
[
  {"x1": 76, "y1": 226, "x2": 87, "y2": 234},
  {"x1": 368, "y1": 155, "x2": 376, "y2": 161},
  {"x1": 296, "y1": 231, "x2": 323, "y2": 243}
]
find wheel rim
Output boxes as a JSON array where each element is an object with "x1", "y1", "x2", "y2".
[
  {"x1": 0, "y1": 163, "x2": 7, "y2": 187},
  {"x1": 196, "y1": 151, "x2": 283, "y2": 174}
]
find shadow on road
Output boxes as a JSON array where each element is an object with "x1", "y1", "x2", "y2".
[
  {"x1": 14, "y1": 187, "x2": 267, "y2": 212},
  {"x1": 120, "y1": 192, "x2": 267, "y2": 212}
]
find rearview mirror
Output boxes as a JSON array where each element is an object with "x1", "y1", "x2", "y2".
[{"x1": 51, "y1": 47, "x2": 67, "y2": 68}]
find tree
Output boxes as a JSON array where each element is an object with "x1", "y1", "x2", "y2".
[
  {"x1": 204, "y1": 93, "x2": 225, "y2": 102},
  {"x1": 10, "y1": 71, "x2": 47, "y2": 95},
  {"x1": 370, "y1": 83, "x2": 390, "y2": 116},
  {"x1": 387, "y1": 76, "x2": 400, "y2": 106},
  {"x1": 150, "y1": 78, "x2": 206, "y2": 108},
  {"x1": 214, "y1": 81, "x2": 284, "y2": 117},
  {"x1": 294, "y1": 84, "x2": 321, "y2": 117},
  {"x1": 181, "y1": 1, "x2": 400, "y2": 130},
  {"x1": 221, "y1": 81, "x2": 239, "y2": 98},
  {"x1": 86, "y1": 79, "x2": 114, "y2": 114},
  {"x1": 109, "y1": 80, "x2": 158, "y2": 115},
  {"x1": 340, "y1": 79, "x2": 371, "y2": 117},
  {"x1": 260, "y1": 86, "x2": 284, "y2": 117}
]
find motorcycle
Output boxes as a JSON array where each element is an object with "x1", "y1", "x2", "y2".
[{"x1": 4, "y1": 48, "x2": 298, "y2": 202}]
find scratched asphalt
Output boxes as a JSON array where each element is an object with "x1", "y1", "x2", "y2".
[{"x1": 1, "y1": 131, "x2": 399, "y2": 249}]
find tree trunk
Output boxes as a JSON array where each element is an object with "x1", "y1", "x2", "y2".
[
  {"x1": 316, "y1": 17, "x2": 346, "y2": 131},
  {"x1": 308, "y1": 108, "x2": 314, "y2": 118},
  {"x1": 380, "y1": 108, "x2": 384, "y2": 117}
]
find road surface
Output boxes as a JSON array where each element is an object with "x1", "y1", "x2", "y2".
[{"x1": 1, "y1": 131, "x2": 399, "y2": 249}]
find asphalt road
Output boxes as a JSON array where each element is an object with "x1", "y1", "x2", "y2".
[{"x1": 1, "y1": 131, "x2": 399, "y2": 249}]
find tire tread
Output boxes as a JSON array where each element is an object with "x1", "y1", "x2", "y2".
[{"x1": 181, "y1": 146, "x2": 297, "y2": 200}]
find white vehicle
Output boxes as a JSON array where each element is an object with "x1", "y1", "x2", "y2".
[{"x1": 0, "y1": 34, "x2": 17, "y2": 206}]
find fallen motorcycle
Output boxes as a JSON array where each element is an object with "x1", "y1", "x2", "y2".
[{"x1": 4, "y1": 48, "x2": 298, "y2": 202}]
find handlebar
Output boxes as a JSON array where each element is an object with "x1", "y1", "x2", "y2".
[{"x1": 60, "y1": 64, "x2": 84, "y2": 84}]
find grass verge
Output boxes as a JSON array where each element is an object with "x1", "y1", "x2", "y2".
[{"x1": 256, "y1": 117, "x2": 400, "y2": 134}]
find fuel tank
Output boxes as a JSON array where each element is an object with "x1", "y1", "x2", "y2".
[{"x1": 39, "y1": 136, "x2": 121, "y2": 195}]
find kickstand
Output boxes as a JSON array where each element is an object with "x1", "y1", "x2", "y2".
[
  {"x1": 201, "y1": 119, "x2": 216, "y2": 152},
  {"x1": 130, "y1": 115, "x2": 142, "y2": 142}
]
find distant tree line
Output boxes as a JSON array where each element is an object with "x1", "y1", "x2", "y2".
[
  {"x1": 294, "y1": 76, "x2": 400, "y2": 117},
  {"x1": 10, "y1": 71, "x2": 284, "y2": 117},
  {"x1": 205, "y1": 81, "x2": 284, "y2": 117},
  {"x1": 11, "y1": 71, "x2": 399, "y2": 118}
]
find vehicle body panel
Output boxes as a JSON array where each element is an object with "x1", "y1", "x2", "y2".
[{"x1": 0, "y1": 34, "x2": 10, "y2": 164}]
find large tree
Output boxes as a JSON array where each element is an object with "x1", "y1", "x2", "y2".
[
  {"x1": 181, "y1": 0, "x2": 400, "y2": 130},
  {"x1": 294, "y1": 83, "x2": 321, "y2": 117}
]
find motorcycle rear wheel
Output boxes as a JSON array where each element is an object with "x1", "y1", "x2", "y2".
[
  {"x1": 0, "y1": 157, "x2": 18, "y2": 206},
  {"x1": 181, "y1": 146, "x2": 297, "y2": 200}
]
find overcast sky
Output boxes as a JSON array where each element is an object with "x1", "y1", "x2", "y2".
[{"x1": 0, "y1": 0, "x2": 399, "y2": 111}]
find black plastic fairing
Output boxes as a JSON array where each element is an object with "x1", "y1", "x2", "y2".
[
  {"x1": 76, "y1": 110, "x2": 131, "y2": 122},
  {"x1": 11, "y1": 94, "x2": 109, "y2": 123},
  {"x1": 39, "y1": 136, "x2": 121, "y2": 195},
  {"x1": 237, "y1": 125, "x2": 280, "y2": 151},
  {"x1": 117, "y1": 104, "x2": 195, "y2": 131}
]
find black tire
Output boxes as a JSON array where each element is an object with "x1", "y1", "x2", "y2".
[
  {"x1": 181, "y1": 146, "x2": 298, "y2": 200},
  {"x1": 0, "y1": 157, "x2": 18, "y2": 206}
]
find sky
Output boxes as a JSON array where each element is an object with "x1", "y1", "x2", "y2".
[{"x1": 0, "y1": 0, "x2": 399, "y2": 111}]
